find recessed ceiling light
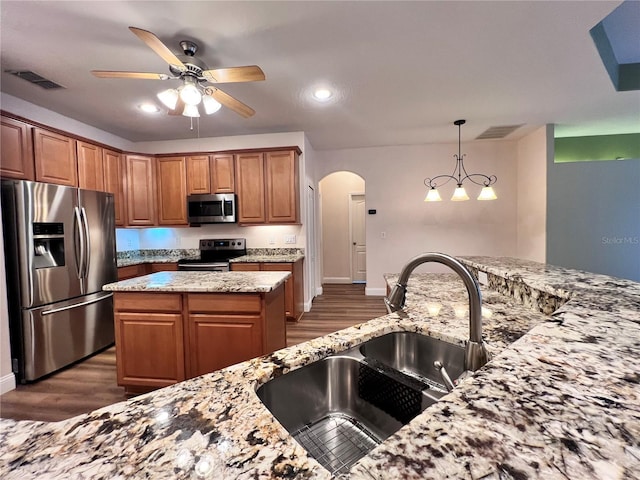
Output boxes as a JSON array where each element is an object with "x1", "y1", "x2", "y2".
[
  {"x1": 313, "y1": 88, "x2": 333, "y2": 101},
  {"x1": 138, "y1": 103, "x2": 160, "y2": 113}
]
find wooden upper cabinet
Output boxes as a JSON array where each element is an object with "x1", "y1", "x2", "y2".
[
  {"x1": 0, "y1": 116, "x2": 34, "y2": 180},
  {"x1": 103, "y1": 149, "x2": 125, "y2": 226},
  {"x1": 33, "y1": 127, "x2": 77, "y2": 186},
  {"x1": 186, "y1": 155, "x2": 211, "y2": 195},
  {"x1": 125, "y1": 154, "x2": 156, "y2": 226},
  {"x1": 211, "y1": 154, "x2": 235, "y2": 193},
  {"x1": 76, "y1": 141, "x2": 104, "y2": 191},
  {"x1": 266, "y1": 150, "x2": 299, "y2": 224},
  {"x1": 235, "y1": 152, "x2": 266, "y2": 223},
  {"x1": 157, "y1": 156, "x2": 188, "y2": 225}
]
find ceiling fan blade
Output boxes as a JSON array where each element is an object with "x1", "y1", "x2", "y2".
[
  {"x1": 91, "y1": 70, "x2": 170, "y2": 80},
  {"x1": 129, "y1": 26, "x2": 186, "y2": 71},
  {"x1": 168, "y1": 97, "x2": 185, "y2": 116},
  {"x1": 207, "y1": 88, "x2": 255, "y2": 118},
  {"x1": 202, "y1": 66, "x2": 265, "y2": 83}
]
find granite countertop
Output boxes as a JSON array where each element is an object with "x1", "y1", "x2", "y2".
[
  {"x1": 103, "y1": 271, "x2": 291, "y2": 293},
  {"x1": 2, "y1": 257, "x2": 639, "y2": 479},
  {"x1": 116, "y1": 248, "x2": 304, "y2": 267}
]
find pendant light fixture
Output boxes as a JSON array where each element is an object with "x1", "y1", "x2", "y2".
[{"x1": 424, "y1": 120, "x2": 497, "y2": 202}]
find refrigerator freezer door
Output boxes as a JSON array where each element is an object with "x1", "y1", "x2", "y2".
[
  {"x1": 8, "y1": 180, "x2": 83, "y2": 308},
  {"x1": 78, "y1": 188, "x2": 117, "y2": 294},
  {"x1": 20, "y1": 292, "x2": 115, "y2": 381}
]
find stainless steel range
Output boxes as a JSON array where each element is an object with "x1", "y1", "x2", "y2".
[{"x1": 177, "y1": 238, "x2": 246, "y2": 272}]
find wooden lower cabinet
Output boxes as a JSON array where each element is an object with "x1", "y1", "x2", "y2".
[
  {"x1": 113, "y1": 287, "x2": 286, "y2": 392},
  {"x1": 231, "y1": 259, "x2": 304, "y2": 321},
  {"x1": 116, "y1": 262, "x2": 178, "y2": 280},
  {"x1": 114, "y1": 293, "x2": 185, "y2": 394}
]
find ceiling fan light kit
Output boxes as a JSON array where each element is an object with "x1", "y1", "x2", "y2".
[
  {"x1": 92, "y1": 26, "x2": 265, "y2": 122},
  {"x1": 423, "y1": 119, "x2": 498, "y2": 202}
]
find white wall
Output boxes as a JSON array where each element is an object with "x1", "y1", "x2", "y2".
[
  {"x1": 316, "y1": 141, "x2": 519, "y2": 295},
  {"x1": 319, "y1": 172, "x2": 365, "y2": 283},
  {"x1": 516, "y1": 126, "x2": 548, "y2": 262},
  {"x1": 1, "y1": 93, "x2": 134, "y2": 151}
]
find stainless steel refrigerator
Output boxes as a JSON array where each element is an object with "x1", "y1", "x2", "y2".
[{"x1": 1, "y1": 179, "x2": 117, "y2": 382}]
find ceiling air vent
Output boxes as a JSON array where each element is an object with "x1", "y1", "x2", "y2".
[
  {"x1": 476, "y1": 124, "x2": 523, "y2": 140},
  {"x1": 5, "y1": 70, "x2": 65, "y2": 90}
]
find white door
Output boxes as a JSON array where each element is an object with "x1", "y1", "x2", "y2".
[
  {"x1": 306, "y1": 186, "x2": 317, "y2": 301},
  {"x1": 350, "y1": 194, "x2": 366, "y2": 283}
]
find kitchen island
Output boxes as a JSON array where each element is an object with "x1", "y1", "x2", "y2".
[
  {"x1": 103, "y1": 270, "x2": 291, "y2": 394},
  {"x1": 1, "y1": 257, "x2": 639, "y2": 479}
]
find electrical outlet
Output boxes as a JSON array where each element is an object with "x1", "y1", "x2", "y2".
[
  {"x1": 284, "y1": 235, "x2": 296, "y2": 244},
  {"x1": 478, "y1": 271, "x2": 488, "y2": 286},
  {"x1": 269, "y1": 237, "x2": 276, "y2": 245}
]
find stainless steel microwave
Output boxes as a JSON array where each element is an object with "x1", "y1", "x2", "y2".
[{"x1": 187, "y1": 193, "x2": 237, "y2": 224}]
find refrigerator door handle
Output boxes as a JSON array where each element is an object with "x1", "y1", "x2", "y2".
[
  {"x1": 41, "y1": 292, "x2": 114, "y2": 316},
  {"x1": 74, "y1": 206, "x2": 86, "y2": 279},
  {"x1": 81, "y1": 207, "x2": 91, "y2": 278}
]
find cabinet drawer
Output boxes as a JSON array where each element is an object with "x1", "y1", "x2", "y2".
[
  {"x1": 261, "y1": 263, "x2": 293, "y2": 272},
  {"x1": 117, "y1": 264, "x2": 146, "y2": 280},
  {"x1": 115, "y1": 292, "x2": 182, "y2": 312},
  {"x1": 230, "y1": 263, "x2": 261, "y2": 271},
  {"x1": 187, "y1": 293, "x2": 261, "y2": 313}
]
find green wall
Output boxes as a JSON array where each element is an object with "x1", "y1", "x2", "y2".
[{"x1": 554, "y1": 133, "x2": 640, "y2": 163}]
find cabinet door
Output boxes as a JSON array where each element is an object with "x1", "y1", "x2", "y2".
[
  {"x1": 125, "y1": 155, "x2": 156, "y2": 226},
  {"x1": 76, "y1": 141, "x2": 104, "y2": 191},
  {"x1": 33, "y1": 127, "x2": 77, "y2": 186},
  {"x1": 262, "y1": 263, "x2": 294, "y2": 319},
  {"x1": 157, "y1": 156, "x2": 188, "y2": 225},
  {"x1": 211, "y1": 154, "x2": 235, "y2": 193},
  {"x1": 266, "y1": 150, "x2": 299, "y2": 223},
  {"x1": 103, "y1": 149, "x2": 125, "y2": 226},
  {"x1": 186, "y1": 155, "x2": 211, "y2": 194},
  {"x1": 188, "y1": 314, "x2": 262, "y2": 377},
  {"x1": 0, "y1": 116, "x2": 34, "y2": 180},
  {"x1": 235, "y1": 153, "x2": 265, "y2": 223},
  {"x1": 115, "y1": 312, "x2": 185, "y2": 388}
]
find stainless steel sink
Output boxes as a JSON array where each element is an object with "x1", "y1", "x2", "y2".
[
  {"x1": 359, "y1": 332, "x2": 466, "y2": 389},
  {"x1": 256, "y1": 332, "x2": 467, "y2": 475},
  {"x1": 257, "y1": 355, "x2": 437, "y2": 475}
]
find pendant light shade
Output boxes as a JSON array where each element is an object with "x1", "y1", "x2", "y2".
[
  {"x1": 182, "y1": 104, "x2": 200, "y2": 117},
  {"x1": 157, "y1": 88, "x2": 179, "y2": 110},
  {"x1": 424, "y1": 187, "x2": 442, "y2": 202},
  {"x1": 202, "y1": 95, "x2": 222, "y2": 114},
  {"x1": 478, "y1": 186, "x2": 497, "y2": 200},
  {"x1": 423, "y1": 119, "x2": 498, "y2": 202},
  {"x1": 451, "y1": 186, "x2": 470, "y2": 201}
]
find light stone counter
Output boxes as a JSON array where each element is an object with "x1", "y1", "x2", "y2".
[
  {"x1": 103, "y1": 271, "x2": 290, "y2": 293},
  {"x1": 1, "y1": 257, "x2": 639, "y2": 479}
]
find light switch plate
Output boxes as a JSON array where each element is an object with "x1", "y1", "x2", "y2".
[
  {"x1": 284, "y1": 235, "x2": 296, "y2": 244},
  {"x1": 478, "y1": 271, "x2": 488, "y2": 286}
]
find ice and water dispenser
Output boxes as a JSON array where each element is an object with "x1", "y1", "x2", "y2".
[{"x1": 32, "y1": 223, "x2": 65, "y2": 269}]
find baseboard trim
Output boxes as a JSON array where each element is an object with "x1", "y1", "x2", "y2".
[
  {"x1": 316, "y1": 286, "x2": 323, "y2": 296},
  {"x1": 323, "y1": 277, "x2": 351, "y2": 284},
  {"x1": 365, "y1": 287, "x2": 386, "y2": 296},
  {"x1": 304, "y1": 300, "x2": 313, "y2": 312},
  {"x1": 0, "y1": 372, "x2": 16, "y2": 394}
]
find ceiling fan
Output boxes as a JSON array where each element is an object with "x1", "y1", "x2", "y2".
[{"x1": 92, "y1": 27, "x2": 265, "y2": 118}]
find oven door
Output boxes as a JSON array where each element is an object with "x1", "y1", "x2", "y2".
[{"x1": 177, "y1": 262, "x2": 230, "y2": 272}]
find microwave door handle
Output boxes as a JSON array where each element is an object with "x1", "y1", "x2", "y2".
[
  {"x1": 81, "y1": 207, "x2": 91, "y2": 278},
  {"x1": 73, "y1": 207, "x2": 85, "y2": 279}
]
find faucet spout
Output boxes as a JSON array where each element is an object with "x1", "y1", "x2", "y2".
[{"x1": 385, "y1": 252, "x2": 490, "y2": 371}]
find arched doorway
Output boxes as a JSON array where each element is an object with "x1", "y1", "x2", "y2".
[{"x1": 318, "y1": 171, "x2": 366, "y2": 284}]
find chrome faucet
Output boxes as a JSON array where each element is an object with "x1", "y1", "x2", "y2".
[{"x1": 385, "y1": 252, "x2": 490, "y2": 371}]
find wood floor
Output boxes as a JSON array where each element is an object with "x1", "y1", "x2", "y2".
[{"x1": 0, "y1": 284, "x2": 387, "y2": 422}]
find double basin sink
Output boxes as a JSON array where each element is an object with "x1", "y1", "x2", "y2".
[{"x1": 256, "y1": 332, "x2": 466, "y2": 475}]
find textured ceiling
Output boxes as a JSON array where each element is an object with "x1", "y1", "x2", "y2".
[{"x1": 1, "y1": 1, "x2": 639, "y2": 150}]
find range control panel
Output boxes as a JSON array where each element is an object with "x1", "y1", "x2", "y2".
[{"x1": 199, "y1": 238, "x2": 246, "y2": 251}]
